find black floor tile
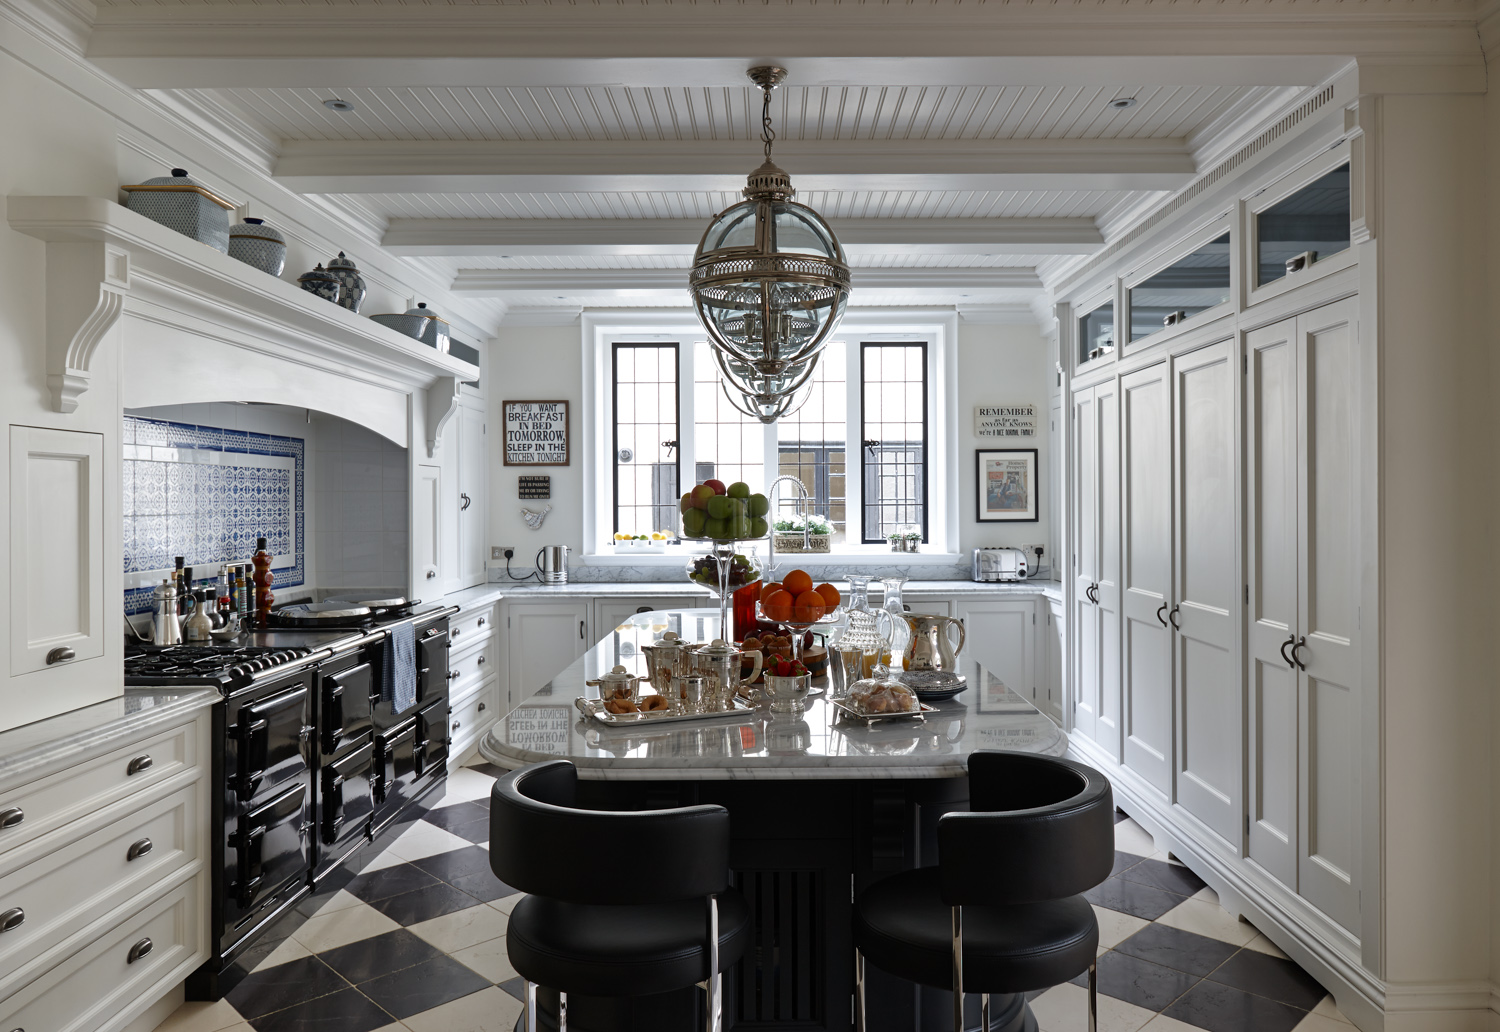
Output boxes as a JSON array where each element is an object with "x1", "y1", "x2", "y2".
[
  {"x1": 412, "y1": 844, "x2": 494, "y2": 884},
  {"x1": 1111, "y1": 850, "x2": 1147, "y2": 878},
  {"x1": 1120, "y1": 857, "x2": 1207, "y2": 897},
  {"x1": 227, "y1": 955, "x2": 350, "y2": 1019},
  {"x1": 246, "y1": 987, "x2": 394, "y2": 1032},
  {"x1": 369, "y1": 881, "x2": 484, "y2": 925},
  {"x1": 448, "y1": 816, "x2": 493, "y2": 844},
  {"x1": 357, "y1": 954, "x2": 493, "y2": 1019},
  {"x1": 318, "y1": 929, "x2": 447, "y2": 985},
  {"x1": 1113, "y1": 809, "x2": 1130, "y2": 824},
  {"x1": 1113, "y1": 922, "x2": 1240, "y2": 977},
  {"x1": 449, "y1": 869, "x2": 520, "y2": 902},
  {"x1": 424, "y1": 800, "x2": 490, "y2": 830},
  {"x1": 1162, "y1": 978, "x2": 1308, "y2": 1032},
  {"x1": 1070, "y1": 950, "x2": 1199, "y2": 1012},
  {"x1": 345, "y1": 862, "x2": 442, "y2": 903},
  {"x1": 466, "y1": 762, "x2": 507, "y2": 779},
  {"x1": 1208, "y1": 948, "x2": 1328, "y2": 1010},
  {"x1": 1084, "y1": 876, "x2": 1188, "y2": 921},
  {"x1": 499, "y1": 975, "x2": 528, "y2": 1002}
]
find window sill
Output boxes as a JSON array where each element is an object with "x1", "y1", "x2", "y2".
[{"x1": 581, "y1": 548, "x2": 964, "y2": 567}]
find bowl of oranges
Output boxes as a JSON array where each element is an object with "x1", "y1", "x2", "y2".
[{"x1": 755, "y1": 569, "x2": 843, "y2": 658}]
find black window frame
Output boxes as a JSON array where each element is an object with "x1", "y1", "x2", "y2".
[
  {"x1": 859, "y1": 341, "x2": 929, "y2": 544},
  {"x1": 611, "y1": 341, "x2": 681, "y2": 536}
]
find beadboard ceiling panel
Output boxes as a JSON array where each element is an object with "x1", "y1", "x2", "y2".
[
  {"x1": 200, "y1": 84, "x2": 1266, "y2": 145},
  {"x1": 452, "y1": 252, "x2": 1038, "y2": 270}
]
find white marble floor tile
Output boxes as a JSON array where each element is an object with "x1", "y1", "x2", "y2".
[
  {"x1": 386, "y1": 822, "x2": 472, "y2": 861},
  {"x1": 152, "y1": 1000, "x2": 246, "y2": 1032},
  {"x1": 1244, "y1": 932, "x2": 1291, "y2": 959},
  {"x1": 1093, "y1": 904, "x2": 1150, "y2": 950},
  {"x1": 1030, "y1": 981, "x2": 1157, "y2": 1032},
  {"x1": 402, "y1": 985, "x2": 524, "y2": 1032},
  {"x1": 291, "y1": 901, "x2": 402, "y2": 953},
  {"x1": 1154, "y1": 897, "x2": 1258, "y2": 947},
  {"x1": 359, "y1": 846, "x2": 407, "y2": 874},
  {"x1": 1112, "y1": 819, "x2": 1157, "y2": 858},
  {"x1": 451, "y1": 934, "x2": 517, "y2": 983},
  {"x1": 409, "y1": 902, "x2": 511, "y2": 953},
  {"x1": 1191, "y1": 884, "x2": 1219, "y2": 907},
  {"x1": 311, "y1": 888, "x2": 364, "y2": 915},
  {"x1": 1293, "y1": 1013, "x2": 1359, "y2": 1032},
  {"x1": 252, "y1": 934, "x2": 313, "y2": 971},
  {"x1": 1311, "y1": 995, "x2": 1355, "y2": 1023},
  {"x1": 489, "y1": 892, "x2": 527, "y2": 915},
  {"x1": 433, "y1": 767, "x2": 497, "y2": 804},
  {"x1": 371, "y1": 1025, "x2": 410, "y2": 1032},
  {"x1": 1136, "y1": 1014, "x2": 1207, "y2": 1032}
]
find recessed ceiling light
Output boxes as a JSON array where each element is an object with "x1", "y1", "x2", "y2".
[
  {"x1": 1109, "y1": 97, "x2": 1138, "y2": 110},
  {"x1": 323, "y1": 98, "x2": 355, "y2": 113}
]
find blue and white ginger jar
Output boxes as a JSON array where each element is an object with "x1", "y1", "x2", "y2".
[
  {"x1": 123, "y1": 168, "x2": 234, "y2": 253},
  {"x1": 327, "y1": 252, "x2": 367, "y2": 313},
  {"x1": 228, "y1": 218, "x2": 287, "y2": 277},
  {"x1": 297, "y1": 264, "x2": 340, "y2": 303}
]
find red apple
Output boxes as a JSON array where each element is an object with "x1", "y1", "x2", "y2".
[
  {"x1": 704, "y1": 479, "x2": 727, "y2": 495},
  {"x1": 690, "y1": 484, "x2": 717, "y2": 509}
]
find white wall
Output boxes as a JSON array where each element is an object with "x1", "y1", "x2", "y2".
[{"x1": 312, "y1": 413, "x2": 410, "y2": 594}]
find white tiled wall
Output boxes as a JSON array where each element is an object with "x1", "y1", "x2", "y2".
[{"x1": 312, "y1": 413, "x2": 410, "y2": 594}]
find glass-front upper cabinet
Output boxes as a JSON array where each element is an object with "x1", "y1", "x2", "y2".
[
  {"x1": 1128, "y1": 231, "x2": 1231, "y2": 342},
  {"x1": 1077, "y1": 300, "x2": 1115, "y2": 367},
  {"x1": 1255, "y1": 162, "x2": 1350, "y2": 287}
]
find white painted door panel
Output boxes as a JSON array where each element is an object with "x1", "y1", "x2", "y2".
[
  {"x1": 413, "y1": 464, "x2": 441, "y2": 589},
  {"x1": 1297, "y1": 297, "x2": 1361, "y2": 932},
  {"x1": 958, "y1": 600, "x2": 1036, "y2": 705},
  {"x1": 457, "y1": 404, "x2": 487, "y2": 587},
  {"x1": 1172, "y1": 340, "x2": 1240, "y2": 845},
  {"x1": 1071, "y1": 387, "x2": 1099, "y2": 740},
  {"x1": 507, "y1": 602, "x2": 590, "y2": 706},
  {"x1": 1119, "y1": 363, "x2": 1173, "y2": 796},
  {"x1": 1097, "y1": 381, "x2": 1122, "y2": 760},
  {"x1": 1046, "y1": 599, "x2": 1064, "y2": 722},
  {"x1": 1246, "y1": 317, "x2": 1299, "y2": 887}
]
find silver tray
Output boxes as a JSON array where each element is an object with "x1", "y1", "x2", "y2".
[
  {"x1": 829, "y1": 698, "x2": 933, "y2": 727},
  {"x1": 575, "y1": 694, "x2": 756, "y2": 727}
]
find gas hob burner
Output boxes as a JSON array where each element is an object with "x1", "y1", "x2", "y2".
[{"x1": 124, "y1": 643, "x2": 315, "y2": 691}]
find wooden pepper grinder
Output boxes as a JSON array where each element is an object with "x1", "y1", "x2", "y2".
[{"x1": 252, "y1": 536, "x2": 275, "y2": 628}]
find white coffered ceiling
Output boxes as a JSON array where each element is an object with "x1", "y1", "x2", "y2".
[{"x1": 82, "y1": 0, "x2": 1451, "y2": 324}]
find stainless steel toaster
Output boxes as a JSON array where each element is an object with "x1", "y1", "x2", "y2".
[{"x1": 973, "y1": 547, "x2": 1028, "y2": 582}]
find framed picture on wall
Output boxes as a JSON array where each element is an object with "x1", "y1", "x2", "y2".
[
  {"x1": 503, "y1": 400, "x2": 570, "y2": 466},
  {"x1": 976, "y1": 449, "x2": 1038, "y2": 522}
]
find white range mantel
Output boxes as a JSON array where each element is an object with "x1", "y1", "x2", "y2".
[{"x1": 6, "y1": 195, "x2": 478, "y2": 455}]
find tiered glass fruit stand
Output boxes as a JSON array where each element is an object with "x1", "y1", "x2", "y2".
[
  {"x1": 683, "y1": 536, "x2": 768, "y2": 640},
  {"x1": 754, "y1": 598, "x2": 844, "y2": 662}
]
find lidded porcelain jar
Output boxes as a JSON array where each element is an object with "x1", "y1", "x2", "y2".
[
  {"x1": 327, "y1": 251, "x2": 367, "y2": 313},
  {"x1": 123, "y1": 168, "x2": 234, "y2": 252},
  {"x1": 405, "y1": 302, "x2": 450, "y2": 352},
  {"x1": 228, "y1": 218, "x2": 287, "y2": 276},
  {"x1": 297, "y1": 263, "x2": 340, "y2": 303}
]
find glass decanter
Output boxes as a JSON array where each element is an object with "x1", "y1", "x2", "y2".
[
  {"x1": 829, "y1": 603, "x2": 893, "y2": 699},
  {"x1": 881, "y1": 576, "x2": 911, "y2": 671}
]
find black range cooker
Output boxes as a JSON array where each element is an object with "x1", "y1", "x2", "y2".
[{"x1": 125, "y1": 604, "x2": 457, "y2": 998}]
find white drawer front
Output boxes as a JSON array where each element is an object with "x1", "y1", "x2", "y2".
[
  {"x1": 0, "y1": 877, "x2": 204, "y2": 1032},
  {"x1": 0, "y1": 720, "x2": 198, "y2": 857},
  {"x1": 449, "y1": 605, "x2": 496, "y2": 648},
  {"x1": 447, "y1": 641, "x2": 495, "y2": 700},
  {"x1": 0, "y1": 783, "x2": 201, "y2": 994},
  {"x1": 449, "y1": 676, "x2": 497, "y2": 756}
]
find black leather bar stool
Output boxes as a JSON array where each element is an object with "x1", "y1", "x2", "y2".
[
  {"x1": 490, "y1": 760, "x2": 751, "y2": 1032},
  {"x1": 853, "y1": 752, "x2": 1114, "y2": 1032}
]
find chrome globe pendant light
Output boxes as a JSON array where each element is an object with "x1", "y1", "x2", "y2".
[{"x1": 690, "y1": 66, "x2": 852, "y2": 423}]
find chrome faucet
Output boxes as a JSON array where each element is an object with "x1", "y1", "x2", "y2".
[{"x1": 765, "y1": 475, "x2": 811, "y2": 579}]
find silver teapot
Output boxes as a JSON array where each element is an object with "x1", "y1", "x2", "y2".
[
  {"x1": 689, "y1": 639, "x2": 762, "y2": 712},
  {"x1": 902, "y1": 614, "x2": 967, "y2": 673}
]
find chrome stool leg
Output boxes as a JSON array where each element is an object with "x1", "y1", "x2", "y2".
[
  {"x1": 854, "y1": 949, "x2": 867, "y2": 1032},
  {"x1": 981, "y1": 992, "x2": 990, "y2": 1032},
  {"x1": 951, "y1": 906, "x2": 964, "y2": 1032},
  {"x1": 558, "y1": 990, "x2": 568, "y2": 1032},
  {"x1": 1088, "y1": 960, "x2": 1098, "y2": 1032},
  {"x1": 524, "y1": 981, "x2": 537, "y2": 1032},
  {"x1": 707, "y1": 894, "x2": 722, "y2": 1032}
]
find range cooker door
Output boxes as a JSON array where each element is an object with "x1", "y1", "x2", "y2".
[
  {"x1": 321, "y1": 660, "x2": 374, "y2": 758},
  {"x1": 321, "y1": 732, "x2": 375, "y2": 851},
  {"x1": 373, "y1": 717, "x2": 419, "y2": 821},
  {"x1": 228, "y1": 782, "x2": 310, "y2": 928},
  {"x1": 415, "y1": 698, "x2": 450, "y2": 775},
  {"x1": 417, "y1": 624, "x2": 450, "y2": 704},
  {"x1": 230, "y1": 680, "x2": 311, "y2": 800}
]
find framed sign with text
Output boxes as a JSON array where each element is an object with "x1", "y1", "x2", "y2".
[{"x1": 503, "y1": 400, "x2": 570, "y2": 466}]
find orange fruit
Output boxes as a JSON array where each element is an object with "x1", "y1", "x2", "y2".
[
  {"x1": 760, "y1": 581, "x2": 782, "y2": 599},
  {"x1": 762, "y1": 589, "x2": 794, "y2": 621},
  {"x1": 793, "y1": 590, "x2": 827, "y2": 622},
  {"x1": 815, "y1": 583, "x2": 841, "y2": 608},
  {"x1": 783, "y1": 569, "x2": 814, "y2": 595}
]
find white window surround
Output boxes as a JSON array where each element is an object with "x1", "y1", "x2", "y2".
[{"x1": 580, "y1": 308, "x2": 960, "y2": 566}]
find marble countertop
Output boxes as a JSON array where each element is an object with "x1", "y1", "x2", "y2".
[
  {"x1": 448, "y1": 578, "x2": 1061, "y2": 609},
  {"x1": 0, "y1": 688, "x2": 219, "y2": 790},
  {"x1": 478, "y1": 609, "x2": 1065, "y2": 780}
]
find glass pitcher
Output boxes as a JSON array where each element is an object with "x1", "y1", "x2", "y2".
[{"x1": 881, "y1": 576, "x2": 911, "y2": 669}]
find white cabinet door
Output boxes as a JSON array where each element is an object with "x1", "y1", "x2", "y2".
[
  {"x1": 1096, "y1": 380, "x2": 1121, "y2": 757},
  {"x1": 457, "y1": 404, "x2": 487, "y2": 588},
  {"x1": 594, "y1": 597, "x2": 701, "y2": 635},
  {"x1": 1070, "y1": 385, "x2": 1100, "y2": 741},
  {"x1": 1045, "y1": 599, "x2": 1064, "y2": 722},
  {"x1": 1171, "y1": 339, "x2": 1241, "y2": 845},
  {"x1": 1070, "y1": 381, "x2": 1120, "y2": 756},
  {"x1": 8, "y1": 427, "x2": 105, "y2": 691},
  {"x1": 958, "y1": 599, "x2": 1036, "y2": 705},
  {"x1": 1246, "y1": 315, "x2": 1300, "y2": 887},
  {"x1": 506, "y1": 602, "x2": 590, "y2": 708},
  {"x1": 413, "y1": 464, "x2": 442, "y2": 590},
  {"x1": 1120, "y1": 362, "x2": 1174, "y2": 796}
]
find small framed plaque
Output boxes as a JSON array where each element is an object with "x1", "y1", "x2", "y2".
[
  {"x1": 518, "y1": 475, "x2": 552, "y2": 499},
  {"x1": 976, "y1": 448, "x2": 1038, "y2": 523},
  {"x1": 503, "y1": 401, "x2": 570, "y2": 466}
]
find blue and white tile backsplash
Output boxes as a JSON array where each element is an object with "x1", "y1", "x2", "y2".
[{"x1": 124, "y1": 416, "x2": 305, "y2": 613}]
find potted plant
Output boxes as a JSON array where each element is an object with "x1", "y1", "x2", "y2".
[{"x1": 774, "y1": 513, "x2": 834, "y2": 553}]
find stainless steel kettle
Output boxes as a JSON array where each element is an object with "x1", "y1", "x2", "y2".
[{"x1": 536, "y1": 545, "x2": 571, "y2": 585}]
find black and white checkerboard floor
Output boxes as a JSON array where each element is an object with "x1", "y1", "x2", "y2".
[{"x1": 154, "y1": 763, "x2": 1356, "y2": 1032}]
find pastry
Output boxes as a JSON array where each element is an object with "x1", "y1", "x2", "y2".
[
  {"x1": 639, "y1": 695, "x2": 669, "y2": 712},
  {"x1": 604, "y1": 698, "x2": 639, "y2": 714}
]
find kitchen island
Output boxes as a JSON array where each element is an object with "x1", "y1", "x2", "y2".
[{"x1": 479, "y1": 609, "x2": 1067, "y2": 1032}]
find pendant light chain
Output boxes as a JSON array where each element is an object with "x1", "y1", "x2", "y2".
[{"x1": 761, "y1": 83, "x2": 776, "y2": 165}]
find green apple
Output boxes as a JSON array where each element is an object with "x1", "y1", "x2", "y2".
[
  {"x1": 748, "y1": 493, "x2": 770, "y2": 517},
  {"x1": 680, "y1": 491, "x2": 696, "y2": 514},
  {"x1": 730, "y1": 513, "x2": 752, "y2": 539},
  {"x1": 727, "y1": 481, "x2": 751, "y2": 499},
  {"x1": 704, "y1": 516, "x2": 728, "y2": 539},
  {"x1": 690, "y1": 484, "x2": 716, "y2": 509},
  {"x1": 706, "y1": 495, "x2": 732, "y2": 520},
  {"x1": 749, "y1": 516, "x2": 769, "y2": 538},
  {"x1": 682, "y1": 508, "x2": 707, "y2": 537}
]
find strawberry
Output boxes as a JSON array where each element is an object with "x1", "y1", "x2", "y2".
[{"x1": 776, "y1": 660, "x2": 792, "y2": 677}]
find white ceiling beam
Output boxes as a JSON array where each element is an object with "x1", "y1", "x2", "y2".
[
  {"x1": 450, "y1": 267, "x2": 1042, "y2": 296},
  {"x1": 382, "y1": 217, "x2": 1103, "y2": 258},
  {"x1": 84, "y1": 4, "x2": 1468, "y2": 89},
  {"x1": 275, "y1": 138, "x2": 1194, "y2": 195}
]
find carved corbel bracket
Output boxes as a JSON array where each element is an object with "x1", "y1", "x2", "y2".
[
  {"x1": 46, "y1": 242, "x2": 130, "y2": 413},
  {"x1": 425, "y1": 375, "x2": 461, "y2": 457}
]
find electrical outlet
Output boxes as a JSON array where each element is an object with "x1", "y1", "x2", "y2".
[
  {"x1": 491, "y1": 546, "x2": 504, "y2": 560},
  {"x1": 1020, "y1": 544, "x2": 1045, "y2": 564},
  {"x1": 492, "y1": 546, "x2": 518, "y2": 561}
]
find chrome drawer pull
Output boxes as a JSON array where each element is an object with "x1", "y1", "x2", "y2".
[
  {"x1": 452, "y1": 720, "x2": 461, "y2": 732},
  {"x1": 0, "y1": 908, "x2": 24, "y2": 932},
  {"x1": 477, "y1": 703, "x2": 487, "y2": 713},
  {"x1": 126, "y1": 755, "x2": 153, "y2": 776},
  {"x1": 477, "y1": 656, "x2": 486, "y2": 665},
  {"x1": 477, "y1": 617, "x2": 486, "y2": 627},
  {"x1": 127, "y1": 937, "x2": 153, "y2": 964},
  {"x1": 127, "y1": 838, "x2": 154, "y2": 862},
  {"x1": 45, "y1": 646, "x2": 75, "y2": 665},
  {"x1": 0, "y1": 808, "x2": 22, "y2": 829}
]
